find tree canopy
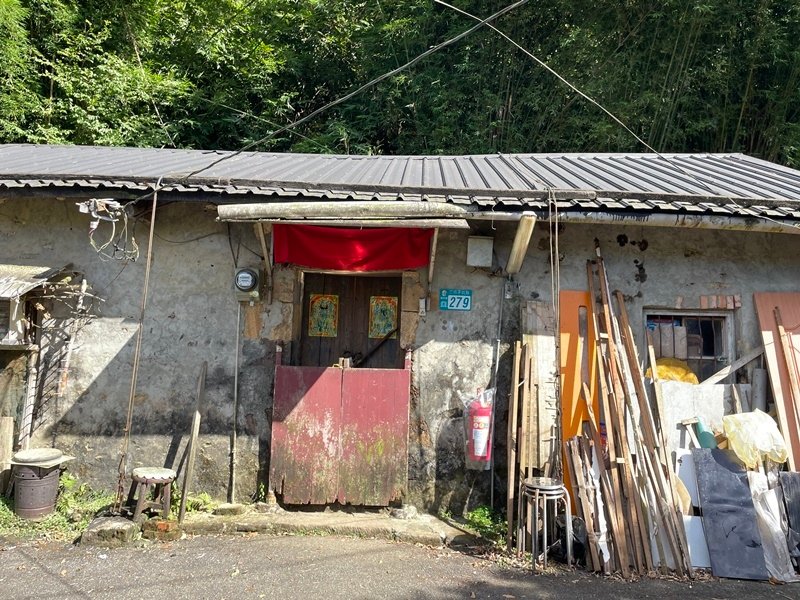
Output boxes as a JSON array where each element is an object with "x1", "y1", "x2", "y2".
[{"x1": 1, "y1": 0, "x2": 798, "y2": 166}]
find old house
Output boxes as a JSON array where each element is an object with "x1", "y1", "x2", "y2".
[{"x1": 0, "y1": 144, "x2": 798, "y2": 517}]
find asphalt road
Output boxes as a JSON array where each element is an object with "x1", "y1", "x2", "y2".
[{"x1": 1, "y1": 534, "x2": 798, "y2": 600}]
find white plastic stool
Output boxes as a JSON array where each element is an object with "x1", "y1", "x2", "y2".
[{"x1": 518, "y1": 476, "x2": 572, "y2": 570}]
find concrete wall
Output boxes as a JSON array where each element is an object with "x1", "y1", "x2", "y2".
[
  {"x1": 1, "y1": 194, "x2": 798, "y2": 514},
  {"x1": 0, "y1": 198, "x2": 277, "y2": 501}
]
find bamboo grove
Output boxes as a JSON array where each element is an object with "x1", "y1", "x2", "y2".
[{"x1": 1, "y1": 0, "x2": 798, "y2": 164}]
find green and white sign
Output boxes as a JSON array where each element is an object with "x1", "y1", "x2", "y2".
[{"x1": 439, "y1": 288, "x2": 472, "y2": 311}]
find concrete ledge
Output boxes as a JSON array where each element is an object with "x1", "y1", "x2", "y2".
[{"x1": 181, "y1": 508, "x2": 480, "y2": 547}]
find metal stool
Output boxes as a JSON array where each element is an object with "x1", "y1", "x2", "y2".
[
  {"x1": 126, "y1": 467, "x2": 177, "y2": 520},
  {"x1": 518, "y1": 476, "x2": 573, "y2": 570}
]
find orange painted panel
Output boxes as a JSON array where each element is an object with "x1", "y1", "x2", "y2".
[
  {"x1": 753, "y1": 292, "x2": 800, "y2": 471},
  {"x1": 559, "y1": 291, "x2": 599, "y2": 506},
  {"x1": 560, "y1": 291, "x2": 599, "y2": 439}
]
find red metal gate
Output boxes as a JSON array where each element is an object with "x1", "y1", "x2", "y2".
[{"x1": 270, "y1": 349, "x2": 410, "y2": 506}]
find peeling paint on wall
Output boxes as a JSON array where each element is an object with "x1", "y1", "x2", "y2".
[{"x1": 0, "y1": 196, "x2": 798, "y2": 515}]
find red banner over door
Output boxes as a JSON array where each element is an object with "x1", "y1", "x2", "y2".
[{"x1": 273, "y1": 224, "x2": 434, "y2": 271}]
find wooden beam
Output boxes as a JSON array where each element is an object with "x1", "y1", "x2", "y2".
[
  {"x1": 427, "y1": 228, "x2": 439, "y2": 305},
  {"x1": 506, "y1": 341, "x2": 521, "y2": 553},
  {"x1": 586, "y1": 261, "x2": 631, "y2": 577},
  {"x1": 246, "y1": 218, "x2": 470, "y2": 229},
  {"x1": 699, "y1": 345, "x2": 764, "y2": 385},
  {"x1": 219, "y1": 201, "x2": 497, "y2": 221},
  {"x1": 178, "y1": 362, "x2": 206, "y2": 524},
  {"x1": 506, "y1": 215, "x2": 536, "y2": 274},
  {"x1": 254, "y1": 223, "x2": 273, "y2": 304},
  {"x1": 17, "y1": 349, "x2": 39, "y2": 450}
]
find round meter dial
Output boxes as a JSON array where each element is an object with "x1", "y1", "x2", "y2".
[{"x1": 234, "y1": 268, "x2": 258, "y2": 292}]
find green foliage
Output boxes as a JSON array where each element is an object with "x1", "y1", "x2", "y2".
[
  {"x1": 464, "y1": 505, "x2": 505, "y2": 544},
  {"x1": 184, "y1": 492, "x2": 216, "y2": 513},
  {"x1": 0, "y1": 0, "x2": 798, "y2": 162},
  {"x1": 0, "y1": 473, "x2": 114, "y2": 541}
]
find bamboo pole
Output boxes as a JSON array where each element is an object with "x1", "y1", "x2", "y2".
[
  {"x1": 506, "y1": 341, "x2": 522, "y2": 552},
  {"x1": 179, "y1": 362, "x2": 206, "y2": 524},
  {"x1": 586, "y1": 260, "x2": 631, "y2": 577}
]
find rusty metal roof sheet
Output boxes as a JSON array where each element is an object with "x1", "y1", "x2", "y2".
[
  {"x1": 1, "y1": 144, "x2": 799, "y2": 219},
  {"x1": 0, "y1": 265, "x2": 65, "y2": 298}
]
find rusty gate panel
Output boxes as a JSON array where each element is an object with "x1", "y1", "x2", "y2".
[
  {"x1": 270, "y1": 365, "x2": 342, "y2": 504},
  {"x1": 338, "y1": 368, "x2": 410, "y2": 505}
]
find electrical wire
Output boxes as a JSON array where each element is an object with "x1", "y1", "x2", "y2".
[
  {"x1": 113, "y1": 0, "x2": 798, "y2": 237},
  {"x1": 87, "y1": 202, "x2": 140, "y2": 262},
  {"x1": 119, "y1": 0, "x2": 529, "y2": 210},
  {"x1": 433, "y1": 0, "x2": 717, "y2": 197},
  {"x1": 548, "y1": 189, "x2": 563, "y2": 479},
  {"x1": 182, "y1": 0, "x2": 532, "y2": 179},
  {"x1": 114, "y1": 179, "x2": 161, "y2": 511},
  {"x1": 435, "y1": 0, "x2": 800, "y2": 233}
]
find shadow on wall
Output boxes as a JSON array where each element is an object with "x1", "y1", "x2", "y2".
[
  {"x1": 43, "y1": 330, "x2": 276, "y2": 496},
  {"x1": 427, "y1": 304, "x2": 517, "y2": 517}
]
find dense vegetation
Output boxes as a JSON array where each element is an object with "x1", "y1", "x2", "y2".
[{"x1": 1, "y1": 0, "x2": 798, "y2": 165}]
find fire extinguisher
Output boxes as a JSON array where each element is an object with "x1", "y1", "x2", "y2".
[{"x1": 467, "y1": 397, "x2": 493, "y2": 463}]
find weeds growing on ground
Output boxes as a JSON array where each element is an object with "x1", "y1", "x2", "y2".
[
  {"x1": 168, "y1": 479, "x2": 217, "y2": 515},
  {"x1": 464, "y1": 505, "x2": 506, "y2": 544},
  {"x1": 0, "y1": 473, "x2": 114, "y2": 542}
]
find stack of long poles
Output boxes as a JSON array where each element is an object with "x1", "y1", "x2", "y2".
[{"x1": 564, "y1": 244, "x2": 693, "y2": 577}]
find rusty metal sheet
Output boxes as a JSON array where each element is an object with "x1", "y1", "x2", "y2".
[
  {"x1": 0, "y1": 264, "x2": 65, "y2": 298},
  {"x1": 338, "y1": 368, "x2": 410, "y2": 506},
  {"x1": 270, "y1": 366, "x2": 342, "y2": 504}
]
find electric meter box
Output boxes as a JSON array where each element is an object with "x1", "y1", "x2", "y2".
[
  {"x1": 466, "y1": 236, "x2": 494, "y2": 268},
  {"x1": 233, "y1": 267, "x2": 260, "y2": 302}
]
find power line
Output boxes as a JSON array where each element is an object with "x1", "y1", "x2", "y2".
[
  {"x1": 183, "y1": 0, "x2": 532, "y2": 179},
  {"x1": 434, "y1": 0, "x2": 800, "y2": 232},
  {"x1": 433, "y1": 0, "x2": 718, "y2": 196},
  {"x1": 125, "y1": 0, "x2": 530, "y2": 207}
]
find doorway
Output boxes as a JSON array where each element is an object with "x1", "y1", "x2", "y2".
[
  {"x1": 299, "y1": 273, "x2": 403, "y2": 369},
  {"x1": 270, "y1": 272, "x2": 411, "y2": 506}
]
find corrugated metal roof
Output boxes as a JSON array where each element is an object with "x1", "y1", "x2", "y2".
[
  {"x1": 1, "y1": 144, "x2": 799, "y2": 219},
  {"x1": 0, "y1": 265, "x2": 65, "y2": 298}
]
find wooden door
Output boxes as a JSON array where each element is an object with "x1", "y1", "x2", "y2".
[
  {"x1": 270, "y1": 362, "x2": 410, "y2": 506},
  {"x1": 270, "y1": 366, "x2": 342, "y2": 504},
  {"x1": 339, "y1": 367, "x2": 410, "y2": 505},
  {"x1": 272, "y1": 273, "x2": 408, "y2": 505},
  {"x1": 300, "y1": 274, "x2": 403, "y2": 369}
]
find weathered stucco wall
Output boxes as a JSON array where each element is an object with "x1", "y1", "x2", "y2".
[
  {"x1": 1, "y1": 194, "x2": 798, "y2": 514},
  {"x1": 0, "y1": 198, "x2": 279, "y2": 501},
  {"x1": 408, "y1": 220, "x2": 800, "y2": 513}
]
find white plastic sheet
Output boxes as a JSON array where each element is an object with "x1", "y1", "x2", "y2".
[{"x1": 748, "y1": 471, "x2": 800, "y2": 583}]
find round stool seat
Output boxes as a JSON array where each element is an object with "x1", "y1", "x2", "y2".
[
  {"x1": 132, "y1": 467, "x2": 176, "y2": 483},
  {"x1": 522, "y1": 476, "x2": 564, "y2": 492}
]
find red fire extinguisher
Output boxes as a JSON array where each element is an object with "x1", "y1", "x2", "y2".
[{"x1": 467, "y1": 396, "x2": 493, "y2": 463}]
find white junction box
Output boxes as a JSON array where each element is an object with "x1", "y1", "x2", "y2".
[{"x1": 466, "y1": 236, "x2": 494, "y2": 268}]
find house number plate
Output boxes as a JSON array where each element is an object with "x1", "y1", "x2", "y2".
[{"x1": 439, "y1": 289, "x2": 473, "y2": 311}]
